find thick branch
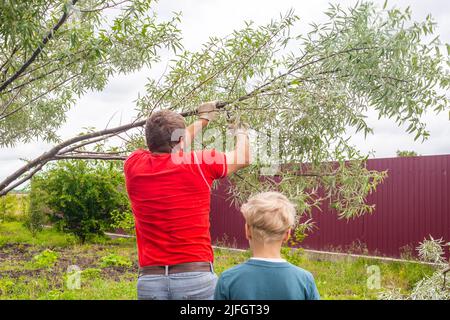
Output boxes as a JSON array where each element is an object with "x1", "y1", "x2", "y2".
[
  {"x1": 0, "y1": 162, "x2": 47, "y2": 196},
  {"x1": 0, "y1": 118, "x2": 145, "y2": 193}
]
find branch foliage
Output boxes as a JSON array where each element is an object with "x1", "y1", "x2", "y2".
[{"x1": 0, "y1": 0, "x2": 182, "y2": 146}]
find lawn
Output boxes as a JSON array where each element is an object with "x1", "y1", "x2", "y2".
[{"x1": 0, "y1": 221, "x2": 434, "y2": 300}]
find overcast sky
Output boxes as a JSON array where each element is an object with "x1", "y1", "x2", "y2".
[{"x1": 1, "y1": 0, "x2": 449, "y2": 182}]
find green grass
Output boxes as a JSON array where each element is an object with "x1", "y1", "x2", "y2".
[
  {"x1": 280, "y1": 248, "x2": 432, "y2": 299},
  {"x1": 0, "y1": 221, "x2": 435, "y2": 300},
  {"x1": 213, "y1": 246, "x2": 434, "y2": 300},
  {"x1": 0, "y1": 221, "x2": 76, "y2": 247}
]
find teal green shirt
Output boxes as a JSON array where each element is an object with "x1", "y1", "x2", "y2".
[{"x1": 214, "y1": 259, "x2": 320, "y2": 300}]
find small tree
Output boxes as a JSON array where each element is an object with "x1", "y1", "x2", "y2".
[
  {"x1": 396, "y1": 150, "x2": 419, "y2": 157},
  {"x1": 30, "y1": 160, "x2": 130, "y2": 242}
]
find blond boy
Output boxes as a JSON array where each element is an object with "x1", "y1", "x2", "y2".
[{"x1": 214, "y1": 192, "x2": 320, "y2": 300}]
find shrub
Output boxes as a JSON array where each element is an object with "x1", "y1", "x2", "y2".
[
  {"x1": 82, "y1": 268, "x2": 102, "y2": 280},
  {"x1": 30, "y1": 160, "x2": 130, "y2": 242},
  {"x1": 99, "y1": 253, "x2": 132, "y2": 268},
  {"x1": 0, "y1": 194, "x2": 28, "y2": 222},
  {"x1": 396, "y1": 150, "x2": 419, "y2": 157},
  {"x1": 0, "y1": 195, "x2": 15, "y2": 222},
  {"x1": 110, "y1": 209, "x2": 135, "y2": 235},
  {"x1": 24, "y1": 185, "x2": 47, "y2": 236},
  {"x1": 0, "y1": 279, "x2": 15, "y2": 296},
  {"x1": 28, "y1": 249, "x2": 59, "y2": 269}
]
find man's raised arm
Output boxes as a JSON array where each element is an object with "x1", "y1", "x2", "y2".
[
  {"x1": 184, "y1": 101, "x2": 218, "y2": 147},
  {"x1": 183, "y1": 100, "x2": 250, "y2": 175}
]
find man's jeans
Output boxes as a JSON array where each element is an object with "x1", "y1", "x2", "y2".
[{"x1": 137, "y1": 265, "x2": 218, "y2": 300}]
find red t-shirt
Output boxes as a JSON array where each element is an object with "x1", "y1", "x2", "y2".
[{"x1": 124, "y1": 149, "x2": 227, "y2": 267}]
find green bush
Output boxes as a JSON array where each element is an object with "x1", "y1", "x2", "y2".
[
  {"x1": 0, "y1": 279, "x2": 15, "y2": 296},
  {"x1": 82, "y1": 268, "x2": 103, "y2": 280},
  {"x1": 30, "y1": 160, "x2": 130, "y2": 242},
  {"x1": 0, "y1": 194, "x2": 28, "y2": 222},
  {"x1": 100, "y1": 253, "x2": 132, "y2": 268},
  {"x1": 110, "y1": 209, "x2": 135, "y2": 235},
  {"x1": 0, "y1": 221, "x2": 77, "y2": 247},
  {"x1": 24, "y1": 185, "x2": 47, "y2": 236},
  {"x1": 28, "y1": 249, "x2": 59, "y2": 269},
  {"x1": 0, "y1": 195, "x2": 15, "y2": 222}
]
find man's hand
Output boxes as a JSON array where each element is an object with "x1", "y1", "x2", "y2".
[{"x1": 197, "y1": 101, "x2": 219, "y2": 122}]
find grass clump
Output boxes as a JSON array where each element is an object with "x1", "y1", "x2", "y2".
[
  {"x1": 0, "y1": 222, "x2": 76, "y2": 247},
  {"x1": 100, "y1": 253, "x2": 132, "y2": 268},
  {"x1": 82, "y1": 268, "x2": 102, "y2": 280},
  {"x1": 27, "y1": 249, "x2": 59, "y2": 269}
]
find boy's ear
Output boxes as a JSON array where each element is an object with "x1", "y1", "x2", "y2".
[{"x1": 245, "y1": 223, "x2": 252, "y2": 240}]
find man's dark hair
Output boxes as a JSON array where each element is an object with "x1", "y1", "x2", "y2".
[{"x1": 145, "y1": 110, "x2": 186, "y2": 153}]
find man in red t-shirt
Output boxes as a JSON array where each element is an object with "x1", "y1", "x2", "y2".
[{"x1": 124, "y1": 101, "x2": 250, "y2": 300}]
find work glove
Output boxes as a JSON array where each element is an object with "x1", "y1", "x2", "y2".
[{"x1": 197, "y1": 101, "x2": 219, "y2": 122}]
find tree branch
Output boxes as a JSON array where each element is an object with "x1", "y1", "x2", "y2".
[
  {"x1": 227, "y1": 20, "x2": 287, "y2": 99},
  {"x1": 0, "y1": 73, "x2": 82, "y2": 122},
  {"x1": 0, "y1": 161, "x2": 47, "y2": 196},
  {"x1": 0, "y1": 47, "x2": 19, "y2": 76},
  {"x1": 0, "y1": 119, "x2": 144, "y2": 194},
  {"x1": 0, "y1": 45, "x2": 392, "y2": 196},
  {"x1": 53, "y1": 154, "x2": 127, "y2": 160},
  {"x1": 0, "y1": 87, "x2": 24, "y2": 118},
  {"x1": 2, "y1": 55, "x2": 85, "y2": 95},
  {"x1": 0, "y1": 0, "x2": 79, "y2": 93}
]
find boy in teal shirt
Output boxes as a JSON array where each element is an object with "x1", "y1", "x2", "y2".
[{"x1": 214, "y1": 192, "x2": 320, "y2": 300}]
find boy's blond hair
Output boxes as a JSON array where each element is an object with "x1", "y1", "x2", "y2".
[{"x1": 241, "y1": 191, "x2": 296, "y2": 242}]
